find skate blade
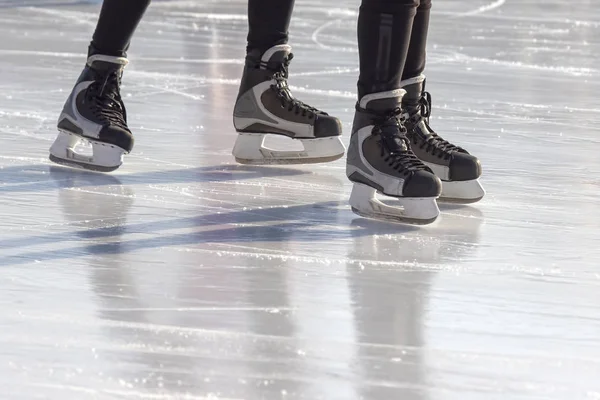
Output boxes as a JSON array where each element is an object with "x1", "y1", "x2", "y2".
[
  {"x1": 235, "y1": 153, "x2": 344, "y2": 165},
  {"x1": 350, "y1": 207, "x2": 438, "y2": 225},
  {"x1": 439, "y1": 179, "x2": 485, "y2": 204},
  {"x1": 49, "y1": 131, "x2": 126, "y2": 172},
  {"x1": 349, "y1": 183, "x2": 440, "y2": 225},
  {"x1": 49, "y1": 154, "x2": 120, "y2": 173},
  {"x1": 232, "y1": 133, "x2": 345, "y2": 165}
]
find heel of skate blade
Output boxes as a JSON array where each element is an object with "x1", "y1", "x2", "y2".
[
  {"x1": 232, "y1": 133, "x2": 267, "y2": 165},
  {"x1": 50, "y1": 131, "x2": 80, "y2": 152}
]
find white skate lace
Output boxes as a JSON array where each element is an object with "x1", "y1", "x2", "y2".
[
  {"x1": 408, "y1": 91, "x2": 465, "y2": 159},
  {"x1": 264, "y1": 54, "x2": 325, "y2": 119},
  {"x1": 86, "y1": 69, "x2": 129, "y2": 130},
  {"x1": 361, "y1": 105, "x2": 431, "y2": 176}
]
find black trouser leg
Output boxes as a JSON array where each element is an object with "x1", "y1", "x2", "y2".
[
  {"x1": 89, "y1": 0, "x2": 152, "y2": 57},
  {"x1": 246, "y1": 0, "x2": 295, "y2": 54},
  {"x1": 402, "y1": 0, "x2": 431, "y2": 80},
  {"x1": 357, "y1": 0, "x2": 419, "y2": 98}
]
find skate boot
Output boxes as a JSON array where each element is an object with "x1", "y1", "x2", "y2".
[
  {"x1": 346, "y1": 89, "x2": 442, "y2": 225},
  {"x1": 50, "y1": 55, "x2": 133, "y2": 172},
  {"x1": 232, "y1": 44, "x2": 345, "y2": 165},
  {"x1": 400, "y1": 75, "x2": 485, "y2": 203}
]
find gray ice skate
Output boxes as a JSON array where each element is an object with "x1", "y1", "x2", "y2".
[
  {"x1": 400, "y1": 75, "x2": 485, "y2": 203},
  {"x1": 50, "y1": 55, "x2": 133, "y2": 172},
  {"x1": 232, "y1": 45, "x2": 345, "y2": 165},
  {"x1": 346, "y1": 89, "x2": 442, "y2": 225}
]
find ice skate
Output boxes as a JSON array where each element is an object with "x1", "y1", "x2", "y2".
[
  {"x1": 346, "y1": 89, "x2": 442, "y2": 225},
  {"x1": 50, "y1": 54, "x2": 133, "y2": 172},
  {"x1": 232, "y1": 45, "x2": 345, "y2": 165},
  {"x1": 401, "y1": 75, "x2": 485, "y2": 203}
]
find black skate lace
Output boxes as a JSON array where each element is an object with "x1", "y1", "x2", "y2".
[
  {"x1": 360, "y1": 105, "x2": 429, "y2": 176},
  {"x1": 264, "y1": 54, "x2": 325, "y2": 119},
  {"x1": 410, "y1": 91, "x2": 464, "y2": 159},
  {"x1": 85, "y1": 69, "x2": 129, "y2": 130}
]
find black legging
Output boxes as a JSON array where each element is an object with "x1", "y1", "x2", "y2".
[
  {"x1": 244, "y1": 0, "x2": 431, "y2": 98},
  {"x1": 403, "y1": 0, "x2": 431, "y2": 81},
  {"x1": 90, "y1": 0, "x2": 430, "y2": 98},
  {"x1": 89, "y1": 0, "x2": 295, "y2": 57},
  {"x1": 357, "y1": 0, "x2": 431, "y2": 98},
  {"x1": 89, "y1": 0, "x2": 151, "y2": 57},
  {"x1": 246, "y1": 0, "x2": 296, "y2": 54}
]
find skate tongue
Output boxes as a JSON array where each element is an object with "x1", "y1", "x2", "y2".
[
  {"x1": 379, "y1": 125, "x2": 409, "y2": 153},
  {"x1": 410, "y1": 118, "x2": 433, "y2": 141}
]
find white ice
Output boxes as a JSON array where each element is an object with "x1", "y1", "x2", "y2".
[{"x1": 1, "y1": 0, "x2": 600, "y2": 399}]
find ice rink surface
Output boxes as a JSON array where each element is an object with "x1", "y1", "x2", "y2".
[{"x1": 1, "y1": 0, "x2": 599, "y2": 398}]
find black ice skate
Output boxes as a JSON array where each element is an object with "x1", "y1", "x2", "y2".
[
  {"x1": 232, "y1": 44, "x2": 345, "y2": 164},
  {"x1": 50, "y1": 55, "x2": 133, "y2": 172},
  {"x1": 346, "y1": 89, "x2": 442, "y2": 225},
  {"x1": 401, "y1": 75, "x2": 485, "y2": 203}
]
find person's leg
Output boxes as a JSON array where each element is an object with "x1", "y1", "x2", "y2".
[
  {"x1": 400, "y1": 0, "x2": 485, "y2": 203},
  {"x1": 346, "y1": 0, "x2": 442, "y2": 225},
  {"x1": 357, "y1": 0, "x2": 417, "y2": 98},
  {"x1": 90, "y1": 0, "x2": 151, "y2": 57},
  {"x1": 231, "y1": 0, "x2": 344, "y2": 165},
  {"x1": 246, "y1": 0, "x2": 295, "y2": 54},
  {"x1": 401, "y1": 0, "x2": 430, "y2": 81},
  {"x1": 50, "y1": 0, "x2": 151, "y2": 172}
]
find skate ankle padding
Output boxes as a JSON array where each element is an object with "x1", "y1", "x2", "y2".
[
  {"x1": 359, "y1": 89, "x2": 406, "y2": 110},
  {"x1": 87, "y1": 54, "x2": 129, "y2": 68}
]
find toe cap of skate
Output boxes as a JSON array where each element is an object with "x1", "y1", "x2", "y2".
[
  {"x1": 449, "y1": 153, "x2": 482, "y2": 181},
  {"x1": 99, "y1": 126, "x2": 134, "y2": 152},
  {"x1": 403, "y1": 170, "x2": 442, "y2": 198},
  {"x1": 314, "y1": 115, "x2": 343, "y2": 137}
]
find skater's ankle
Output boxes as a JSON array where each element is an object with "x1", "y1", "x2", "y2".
[
  {"x1": 88, "y1": 43, "x2": 127, "y2": 59},
  {"x1": 357, "y1": 89, "x2": 406, "y2": 114},
  {"x1": 244, "y1": 44, "x2": 292, "y2": 70},
  {"x1": 245, "y1": 39, "x2": 289, "y2": 59}
]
